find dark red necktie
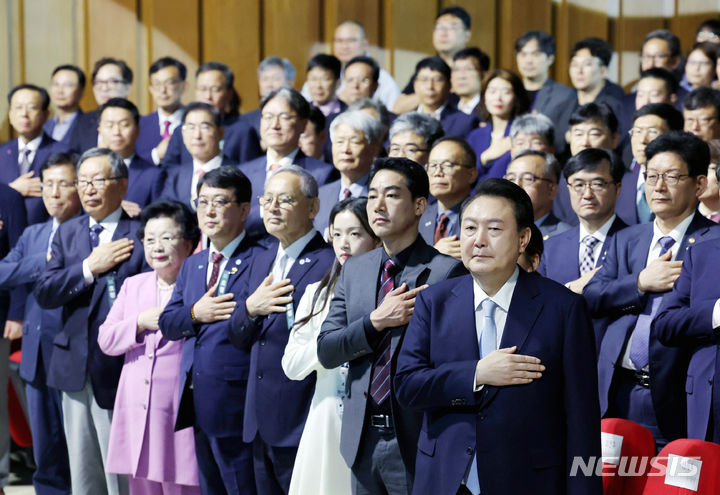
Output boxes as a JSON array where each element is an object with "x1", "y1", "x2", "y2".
[
  {"x1": 370, "y1": 259, "x2": 397, "y2": 405},
  {"x1": 207, "y1": 252, "x2": 224, "y2": 289},
  {"x1": 434, "y1": 213, "x2": 449, "y2": 244},
  {"x1": 343, "y1": 188, "x2": 351, "y2": 199}
]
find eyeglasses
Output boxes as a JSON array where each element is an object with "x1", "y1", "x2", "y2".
[
  {"x1": 568, "y1": 179, "x2": 616, "y2": 193},
  {"x1": 74, "y1": 177, "x2": 121, "y2": 190},
  {"x1": 93, "y1": 78, "x2": 127, "y2": 88},
  {"x1": 503, "y1": 172, "x2": 553, "y2": 186},
  {"x1": 143, "y1": 235, "x2": 181, "y2": 247},
  {"x1": 628, "y1": 127, "x2": 662, "y2": 139},
  {"x1": 194, "y1": 197, "x2": 236, "y2": 210},
  {"x1": 182, "y1": 122, "x2": 216, "y2": 133},
  {"x1": 433, "y1": 23, "x2": 465, "y2": 33},
  {"x1": 641, "y1": 53, "x2": 671, "y2": 63},
  {"x1": 685, "y1": 116, "x2": 716, "y2": 128},
  {"x1": 333, "y1": 37, "x2": 362, "y2": 45},
  {"x1": 261, "y1": 112, "x2": 298, "y2": 124},
  {"x1": 196, "y1": 85, "x2": 225, "y2": 95},
  {"x1": 425, "y1": 160, "x2": 472, "y2": 174},
  {"x1": 41, "y1": 180, "x2": 75, "y2": 191},
  {"x1": 150, "y1": 79, "x2": 182, "y2": 90},
  {"x1": 258, "y1": 193, "x2": 298, "y2": 209},
  {"x1": 644, "y1": 171, "x2": 690, "y2": 187},
  {"x1": 388, "y1": 143, "x2": 428, "y2": 156},
  {"x1": 416, "y1": 76, "x2": 446, "y2": 85}
]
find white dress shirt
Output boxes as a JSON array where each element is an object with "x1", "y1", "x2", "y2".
[
  {"x1": 191, "y1": 154, "x2": 223, "y2": 202},
  {"x1": 206, "y1": 231, "x2": 246, "y2": 285},
  {"x1": 150, "y1": 108, "x2": 184, "y2": 165},
  {"x1": 271, "y1": 229, "x2": 317, "y2": 282},
  {"x1": 17, "y1": 134, "x2": 43, "y2": 170},
  {"x1": 417, "y1": 104, "x2": 446, "y2": 121},
  {"x1": 458, "y1": 94, "x2": 480, "y2": 115},
  {"x1": 265, "y1": 148, "x2": 300, "y2": 173},
  {"x1": 577, "y1": 214, "x2": 616, "y2": 269},
  {"x1": 337, "y1": 174, "x2": 369, "y2": 201},
  {"x1": 82, "y1": 207, "x2": 123, "y2": 284}
]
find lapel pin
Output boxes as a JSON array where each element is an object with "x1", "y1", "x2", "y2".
[
  {"x1": 235, "y1": 259, "x2": 242, "y2": 265},
  {"x1": 689, "y1": 237, "x2": 696, "y2": 244},
  {"x1": 424, "y1": 220, "x2": 432, "y2": 226},
  {"x1": 230, "y1": 267, "x2": 238, "y2": 274},
  {"x1": 298, "y1": 257, "x2": 311, "y2": 265},
  {"x1": 543, "y1": 235, "x2": 549, "y2": 241},
  {"x1": 197, "y1": 264, "x2": 204, "y2": 270}
]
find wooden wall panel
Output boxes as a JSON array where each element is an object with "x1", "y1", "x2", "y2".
[
  {"x1": 498, "y1": 0, "x2": 552, "y2": 72},
  {"x1": 391, "y1": 0, "x2": 436, "y2": 91},
  {"x1": 23, "y1": 1, "x2": 76, "y2": 87},
  {"x1": 443, "y1": 0, "x2": 498, "y2": 69},
  {"x1": 0, "y1": 0, "x2": 23, "y2": 141},
  {"x1": 324, "y1": 0, "x2": 382, "y2": 46},
  {"x1": 669, "y1": 14, "x2": 715, "y2": 55}
]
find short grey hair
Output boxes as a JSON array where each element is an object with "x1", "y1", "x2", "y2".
[
  {"x1": 258, "y1": 56, "x2": 296, "y2": 83},
  {"x1": 512, "y1": 149, "x2": 562, "y2": 183},
  {"x1": 77, "y1": 147, "x2": 128, "y2": 178},
  {"x1": 329, "y1": 110, "x2": 384, "y2": 144},
  {"x1": 389, "y1": 112, "x2": 444, "y2": 147},
  {"x1": 347, "y1": 98, "x2": 391, "y2": 130},
  {"x1": 509, "y1": 113, "x2": 555, "y2": 145},
  {"x1": 265, "y1": 165, "x2": 319, "y2": 198}
]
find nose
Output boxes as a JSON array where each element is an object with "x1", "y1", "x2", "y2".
[{"x1": 581, "y1": 185, "x2": 595, "y2": 199}]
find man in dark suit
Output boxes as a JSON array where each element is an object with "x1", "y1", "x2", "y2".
[
  {"x1": 160, "y1": 167, "x2": 261, "y2": 494},
  {"x1": 568, "y1": 38, "x2": 624, "y2": 117},
  {"x1": 0, "y1": 153, "x2": 79, "y2": 494},
  {"x1": 538, "y1": 148, "x2": 627, "y2": 347},
  {"x1": 504, "y1": 150, "x2": 571, "y2": 239},
  {"x1": 162, "y1": 62, "x2": 262, "y2": 167},
  {"x1": 584, "y1": 131, "x2": 720, "y2": 449},
  {"x1": 515, "y1": 30, "x2": 576, "y2": 153},
  {"x1": 683, "y1": 87, "x2": 720, "y2": 144},
  {"x1": 68, "y1": 57, "x2": 133, "y2": 154},
  {"x1": 387, "y1": 112, "x2": 445, "y2": 167},
  {"x1": 97, "y1": 98, "x2": 163, "y2": 212},
  {"x1": 44, "y1": 64, "x2": 86, "y2": 145},
  {"x1": 35, "y1": 148, "x2": 147, "y2": 495},
  {"x1": 229, "y1": 166, "x2": 334, "y2": 494},
  {"x1": 654, "y1": 236, "x2": 720, "y2": 444},
  {"x1": 1, "y1": 83, "x2": 67, "y2": 225},
  {"x1": 316, "y1": 110, "x2": 384, "y2": 237},
  {"x1": 136, "y1": 57, "x2": 187, "y2": 164},
  {"x1": 412, "y1": 57, "x2": 478, "y2": 138},
  {"x1": 161, "y1": 102, "x2": 236, "y2": 209},
  {"x1": 419, "y1": 136, "x2": 477, "y2": 259},
  {"x1": 395, "y1": 178, "x2": 602, "y2": 495},
  {"x1": 317, "y1": 158, "x2": 465, "y2": 494},
  {"x1": 450, "y1": 48, "x2": 488, "y2": 116},
  {"x1": 240, "y1": 87, "x2": 337, "y2": 240}
]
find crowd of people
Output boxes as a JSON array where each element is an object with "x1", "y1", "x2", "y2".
[{"x1": 2, "y1": 5, "x2": 720, "y2": 495}]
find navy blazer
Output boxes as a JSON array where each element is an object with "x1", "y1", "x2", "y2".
[
  {"x1": 532, "y1": 78, "x2": 577, "y2": 154},
  {"x1": 418, "y1": 199, "x2": 463, "y2": 246},
  {"x1": 67, "y1": 109, "x2": 100, "y2": 153},
  {"x1": 314, "y1": 177, "x2": 370, "y2": 238},
  {"x1": 0, "y1": 220, "x2": 62, "y2": 384},
  {"x1": 654, "y1": 238, "x2": 720, "y2": 440},
  {"x1": 43, "y1": 109, "x2": 84, "y2": 145},
  {"x1": 229, "y1": 232, "x2": 335, "y2": 446},
  {"x1": 583, "y1": 211, "x2": 720, "y2": 441},
  {"x1": 34, "y1": 212, "x2": 147, "y2": 409},
  {"x1": 316, "y1": 238, "x2": 466, "y2": 476},
  {"x1": 159, "y1": 157, "x2": 237, "y2": 208},
  {"x1": 537, "y1": 210, "x2": 572, "y2": 240},
  {"x1": 125, "y1": 155, "x2": 164, "y2": 207},
  {"x1": 135, "y1": 111, "x2": 164, "y2": 163},
  {"x1": 0, "y1": 133, "x2": 67, "y2": 225},
  {"x1": 240, "y1": 151, "x2": 338, "y2": 239},
  {"x1": 160, "y1": 235, "x2": 265, "y2": 436},
  {"x1": 0, "y1": 183, "x2": 27, "y2": 325},
  {"x1": 395, "y1": 272, "x2": 602, "y2": 495},
  {"x1": 440, "y1": 105, "x2": 478, "y2": 139},
  {"x1": 162, "y1": 115, "x2": 262, "y2": 167}
]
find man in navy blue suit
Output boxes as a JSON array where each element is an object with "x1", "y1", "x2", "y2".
[
  {"x1": 97, "y1": 98, "x2": 163, "y2": 213},
  {"x1": 584, "y1": 131, "x2": 720, "y2": 449},
  {"x1": 240, "y1": 87, "x2": 337, "y2": 240},
  {"x1": 44, "y1": 65, "x2": 86, "y2": 145},
  {"x1": 35, "y1": 148, "x2": 147, "y2": 495},
  {"x1": 395, "y1": 178, "x2": 602, "y2": 495},
  {"x1": 683, "y1": 87, "x2": 720, "y2": 144},
  {"x1": 317, "y1": 158, "x2": 465, "y2": 495},
  {"x1": 161, "y1": 102, "x2": 236, "y2": 209},
  {"x1": 136, "y1": 57, "x2": 187, "y2": 165},
  {"x1": 0, "y1": 153, "x2": 80, "y2": 494},
  {"x1": 229, "y1": 166, "x2": 334, "y2": 494},
  {"x1": 241, "y1": 56, "x2": 297, "y2": 139},
  {"x1": 1, "y1": 84, "x2": 67, "y2": 225},
  {"x1": 418, "y1": 136, "x2": 477, "y2": 259},
  {"x1": 411, "y1": 57, "x2": 478, "y2": 139},
  {"x1": 162, "y1": 62, "x2": 262, "y2": 167},
  {"x1": 160, "y1": 167, "x2": 261, "y2": 494}
]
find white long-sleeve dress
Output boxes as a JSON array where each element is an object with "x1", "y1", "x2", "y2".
[{"x1": 281, "y1": 281, "x2": 351, "y2": 495}]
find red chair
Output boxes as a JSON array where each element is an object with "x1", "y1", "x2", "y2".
[
  {"x1": 642, "y1": 439, "x2": 720, "y2": 494},
  {"x1": 601, "y1": 418, "x2": 655, "y2": 495},
  {"x1": 7, "y1": 350, "x2": 32, "y2": 447}
]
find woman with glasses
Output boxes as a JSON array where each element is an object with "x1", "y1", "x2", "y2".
[
  {"x1": 282, "y1": 197, "x2": 380, "y2": 495},
  {"x1": 98, "y1": 200, "x2": 201, "y2": 494}
]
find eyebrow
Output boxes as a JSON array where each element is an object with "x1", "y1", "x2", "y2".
[{"x1": 368, "y1": 185, "x2": 403, "y2": 193}]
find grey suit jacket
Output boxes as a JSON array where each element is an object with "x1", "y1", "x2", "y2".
[
  {"x1": 532, "y1": 78, "x2": 576, "y2": 154},
  {"x1": 316, "y1": 237, "x2": 466, "y2": 475}
]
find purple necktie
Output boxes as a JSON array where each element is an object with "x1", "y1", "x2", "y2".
[
  {"x1": 579, "y1": 235, "x2": 600, "y2": 275},
  {"x1": 161, "y1": 120, "x2": 171, "y2": 140},
  {"x1": 370, "y1": 259, "x2": 397, "y2": 405}
]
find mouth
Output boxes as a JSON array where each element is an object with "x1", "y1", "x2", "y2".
[
  {"x1": 373, "y1": 217, "x2": 389, "y2": 226},
  {"x1": 84, "y1": 199, "x2": 101, "y2": 207},
  {"x1": 339, "y1": 253, "x2": 351, "y2": 260}
]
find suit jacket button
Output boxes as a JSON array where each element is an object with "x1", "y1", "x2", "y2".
[
  {"x1": 466, "y1": 447, "x2": 474, "y2": 455},
  {"x1": 257, "y1": 373, "x2": 263, "y2": 379},
  {"x1": 259, "y1": 339, "x2": 266, "y2": 346}
]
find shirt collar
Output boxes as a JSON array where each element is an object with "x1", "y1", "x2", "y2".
[
  {"x1": 578, "y1": 214, "x2": 616, "y2": 243},
  {"x1": 266, "y1": 148, "x2": 300, "y2": 170},
  {"x1": 18, "y1": 133, "x2": 43, "y2": 152},
  {"x1": 473, "y1": 266, "x2": 519, "y2": 314},
  {"x1": 417, "y1": 104, "x2": 446, "y2": 121},
  {"x1": 651, "y1": 211, "x2": 695, "y2": 250},
  {"x1": 210, "y1": 230, "x2": 246, "y2": 260},
  {"x1": 123, "y1": 155, "x2": 135, "y2": 167},
  {"x1": 277, "y1": 228, "x2": 316, "y2": 262},
  {"x1": 89, "y1": 207, "x2": 123, "y2": 228},
  {"x1": 534, "y1": 212, "x2": 550, "y2": 227},
  {"x1": 316, "y1": 99, "x2": 342, "y2": 116},
  {"x1": 158, "y1": 107, "x2": 183, "y2": 125},
  {"x1": 458, "y1": 94, "x2": 480, "y2": 114},
  {"x1": 193, "y1": 153, "x2": 223, "y2": 171},
  {"x1": 340, "y1": 174, "x2": 370, "y2": 198}
]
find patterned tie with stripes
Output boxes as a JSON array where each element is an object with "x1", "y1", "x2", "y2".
[{"x1": 369, "y1": 259, "x2": 397, "y2": 405}]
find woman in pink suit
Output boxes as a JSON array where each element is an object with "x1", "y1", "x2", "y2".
[{"x1": 99, "y1": 200, "x2": 201, "y2": 495}]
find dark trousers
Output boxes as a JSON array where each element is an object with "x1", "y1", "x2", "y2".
[
  {"x1": 251, "y1": 436, "x2": 297, "y2": 495},
  {"x1": 194, "y1": 427, "x2": 256, "y2": 495},
  {"x1": 351, "y1": 424, "x2": 409, "y2": 495},
  {"x1": 25, "y1": 359, "x2": 71, "y2": 495}
]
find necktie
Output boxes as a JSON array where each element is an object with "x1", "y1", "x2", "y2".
[
  {"x1": 634, "y1": 162, "x2": 652, "y2": 224},
  {"x1": 711, "y1": 212, "x2": 720, "y2": 223},
  {"x1": 629, "y1": 235, "x2": 675, "y2": 369},
  {"x1": 89, "y1": 224, "x2": 104, "y2": 249},
  {"x1": 579, "y1": 235, "x2": 600, "y2": 275},
  {"x1": 161, "y1": 120, "x2": 171, "y2": 140},
  {"x1": 207, "y1": 252, "x2": 224, "y2": 289},
  {"x1": 343, "y1": 188, "x2": 351, "y2": 199},
  {"x1": 19, "y1": 148, "x2": 32, "y2": 175},
  {"x1": 270, "y1": 163, "x2": 282, "y2": 171},
  {"x1": 480, "y1": 299, "x2": 498, "y2": 359},
  {"x1": 434, "y1": 213, "x2": 449, "y2": 244},
  {"x1": 370, "y1": 259, "x2": 397, "y2": 405}
]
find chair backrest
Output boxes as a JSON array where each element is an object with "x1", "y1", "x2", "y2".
[
  {"x1": 601, "y1": 418, "x2": 656, "y2": 495},
  {"x1": 642, "y1": 439, "x2": 720, "y2": 494}
]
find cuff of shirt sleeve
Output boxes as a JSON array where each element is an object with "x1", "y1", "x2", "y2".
[
  {"x1": 151, "y1": 147, "x2": 160, "y2": 166},
  {"x1": 82, "y1": 258, "x2": 94, "y2": 285},
  {"x1": 712, "y1": 299, "x2": 720, "y2": 330}
]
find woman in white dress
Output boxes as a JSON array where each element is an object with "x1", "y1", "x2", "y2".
[{"x1": 282, "y1": 198, "x2": 380, "y2": 495}]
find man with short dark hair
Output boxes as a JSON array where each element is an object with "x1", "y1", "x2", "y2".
[
  {"x1": 584, "y1": 131, "x2": 720, "y2": 450},
  {"x1": 161, "y1": 166, "x2": 261, "y2": 494},
  {"x1": 1, "y1": 84, "x2": 67, "y2": 225},
  {"x1": 450, "y1": 47, "x2": 488, "y2": 115},
  {"x1": 395, "y1": 178, "x2": 602, "y2": 495},
  {"x1": 137, "y1": 57, "x2": 187, "y2": 164},
  {"x1": 683, "y1": 87, "x2": 720, "y2": 143},
  {"x1": 305, "y1": 54, "x2": 345, "y2": 116},
  {"x1": 45, "y1": 64, "x2": 86, "y2": 144},
  {"x1": 299, "y1": 106, "x2": 327, "y2": 160},
  {"x1": 342, "y1": 55, "x2": 381, "y2": 105},
  {"x1": 36, "y1": 147, "x2": 147, "y2": 495},
  {"x1": 569, "y1": 38, "x2": 624, "y2": 115},
  {"x1": 317, "y1": 157, "x2": 465, "y2": 495}
]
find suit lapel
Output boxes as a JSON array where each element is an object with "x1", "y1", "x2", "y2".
[
  {"x1": 598, "y1": 217, "x2": 627, "y2": 267},
  {"x1": 178, "y1": 164, "x2": 193, "y2": 201},
  {"x1": 629, "y1": 223, "x2": 654, "y2": 271},
  {"x1": 677, "y1": 211, "x2": 713, "y2": 261},
  {"x1": 449, "y1": 277, "x2": 481, "y2": 361},
  {"x1": 398, "y1": 240, "x2": 432, "y2": 290}
]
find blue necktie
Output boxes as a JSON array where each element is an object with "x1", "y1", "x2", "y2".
[
  {"x1": 629, "y1": 235, "x2": 675, "y2": 369},
  {"x1": 480, "y1": 299, "x2": 498, "y2": 358},
  {"x1": 635, "y1": 162, "x2": 653, "y2": 224},
  {"x1": 89, "y1": 224, "x2": 104, "y2": 249}
]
